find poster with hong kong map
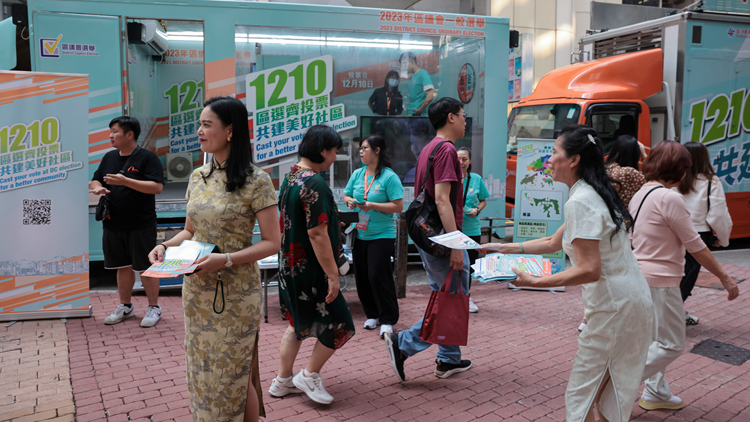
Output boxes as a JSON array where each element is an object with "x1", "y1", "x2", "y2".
[{"x1": 512, "y1": 139, "x2": 569, "y2": 287}]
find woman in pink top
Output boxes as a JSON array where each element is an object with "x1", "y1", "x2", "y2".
[{"x1": 629, "y1": 141, "x2": 739, "y2": 413}]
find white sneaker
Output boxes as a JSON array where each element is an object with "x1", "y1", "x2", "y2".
[
  {"x1": 104, "y1": 304, "x2": 135, "y2": 325},
  {"x1": 269, "y1": 377, "x2": 302, "y2": 398},
  {"x1": 379, "y1": 324, "x2": 393, "y2": 337},
  {"x1": 639, "y1": 393, "x2": 684, "y2": 410},
  {"x1": 468, "y1": 298, "x2": 479, "y2": 313},
  {"x1": 140, "y1": 305, "x2": 162, "y2": 327},
  {"x1": 363, "y1": 318, "x2": 378, "y2": 330},
  {"x1": 293, "y1": 370, "x2": 334, "y2": 404}
]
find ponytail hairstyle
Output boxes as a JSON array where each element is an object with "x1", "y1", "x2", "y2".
[
  {"x1": 202, "y1": 96, "x2": 256, "y2": 192},
  {"x1": 457, "y1": 146, "x2": 472, "y2": 174},
  {"x1": 677, "y1": 141, "x2": 715, "y2": 195},
  {"x1": 362, "y1": 134, "x2": 392, "y2": 179},
  {"x1": 559, "y1": 124, "x2": 631, "y2": 235}
]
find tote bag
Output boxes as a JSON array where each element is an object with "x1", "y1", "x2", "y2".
[{"x1": 419, "y1": 270, "x2": 470, "y2": 346}]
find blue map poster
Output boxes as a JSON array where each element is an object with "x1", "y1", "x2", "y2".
[{"x1": 512, "y1": 139, "x2": 569, "y2": 291}]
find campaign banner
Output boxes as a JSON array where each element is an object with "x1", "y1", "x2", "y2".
[
  {"x1": 163, "y1": 79, "x2": 204, "y2": 153},
  {"x1": 0, "y1": 71, "x2": 91, "y2": 321},
  {"x1": 511, "y1": 139, "x2": 568, "y2": 292},
  {"x1": 246, "y1": 55, "x2": 357, "y2": 162}
]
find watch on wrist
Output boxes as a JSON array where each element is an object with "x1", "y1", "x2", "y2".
[
  {"x1": 476, "y1": 208, "x2": 481, "y2": 216},
  {"x1": 224, "y1": 253, "x2": 233, "y2": 268}
]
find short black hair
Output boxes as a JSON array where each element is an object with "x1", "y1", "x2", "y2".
[
  {"x1": 298, "y1": 125, "x2": 343, "y2": 163},
  {"x1": 428, "y1": 97, "x2": 463, "y2": 130},
  {"x1": 399, "y1": 52, "x2": 417, "y2": 64},
  {"x1": 605, "y1": 135, "x2": 641, "y2": 170},
  {"x1": 109, "y1": 116, "x2": 141, "y2": 141}
]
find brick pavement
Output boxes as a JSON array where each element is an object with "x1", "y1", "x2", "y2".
[
  {"x1": 3, "y1": 262, "x2": 750, "y2": 422},
  {"x1": 0, "y1": 320, "x2": 75, "y2": 422}
]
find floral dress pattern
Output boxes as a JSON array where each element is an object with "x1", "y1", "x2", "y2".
[
  {"x1": 606, "y1": 163, "x2": 646, "y2": 209},
  {"x1": 278, "y1": 165, "x2": 355, "y2": 349},
  {"x1": 183, "y1": 161, "x2": 277, "y2": 421}
]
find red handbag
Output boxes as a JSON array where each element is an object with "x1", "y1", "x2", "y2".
[{"x1": 419, "y1": 270, "x2": 470, "y2": 346}]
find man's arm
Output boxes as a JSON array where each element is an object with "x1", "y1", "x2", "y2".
[
  {"x1": 414, "y1": 89, "x2": 436, "y2": 116},
  {"x1": 89, "y1": 179, "x2": 110, "y2": 195},
  {"x1": 435, "y1": 181, "x2": 464, "y2": 270},
  {"x1": 102, "y1": 173, "x2": 163, "y2": 194}
]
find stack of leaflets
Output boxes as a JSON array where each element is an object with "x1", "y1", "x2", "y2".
[
  {"x1": 141, "y1": 240, "x2": 217, "y2": 278},
  {"x1": 472, "y1": 254, "x2": 552, "y2": 283}
]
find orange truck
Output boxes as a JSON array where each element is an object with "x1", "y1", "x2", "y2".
[{"x1": 507, "y1": 9, "x2": 750, "y2": 239}]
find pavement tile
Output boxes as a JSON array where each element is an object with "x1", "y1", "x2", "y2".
[{"x1": 3, "y1": 261, "x2": 750, "y2": 421}]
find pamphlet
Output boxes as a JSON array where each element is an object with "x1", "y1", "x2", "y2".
[
  {"x1": 141, "y1": 240, "x2": 217, "y2": 278},
  {"x1": 428, "y1": 231, "x2": 484, "y2": 249}
]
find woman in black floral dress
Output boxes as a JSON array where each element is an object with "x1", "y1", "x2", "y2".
[{"x1": 268, "y1": 125, "x2": 355, "y2": 405}]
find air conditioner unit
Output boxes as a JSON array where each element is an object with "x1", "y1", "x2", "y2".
[
  {"x1": 128, "y1": 20, "x2": 168, "y2": 57},
  {"x1": 166, "y1": 153, "x2": 193, "y2": 183}
]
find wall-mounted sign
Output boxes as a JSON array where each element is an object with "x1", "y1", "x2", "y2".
[
  {"x1": 457, "y1": 63, "x2": 475, "y2": 103},
  {"x1": 246, "y1": 55, "x2": 357, "y2": 162}
]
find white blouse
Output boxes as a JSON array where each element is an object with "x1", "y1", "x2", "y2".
[{"x1": 676, "y1": 175, "x2": 733, "y2": 246}]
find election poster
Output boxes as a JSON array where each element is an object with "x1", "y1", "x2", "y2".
[
  {"x1": 246, "y1": 55, "x2": 358, "y2": 162},
  {"x1": 0, "y1": 71, "x2": 91, "y2": 321},
  {"x1": 511, "y1": 139, "x2": 568, "y2": 292}
]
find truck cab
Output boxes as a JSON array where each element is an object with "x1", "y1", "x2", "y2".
[{"x1": 506, "y1": 49, "x2": 661, "y2": 214}]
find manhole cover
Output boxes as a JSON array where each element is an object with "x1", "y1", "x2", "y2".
[{"x1": 690, "y1": 339, "x2": 750, "y2": 366}]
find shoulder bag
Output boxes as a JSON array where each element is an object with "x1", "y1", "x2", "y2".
[
  {"x1": 95, "y1": 147, "x2": 141, "y2": 221},
  {"x1": 404, "y1": 141, "x2": 457, "y2": 258}
]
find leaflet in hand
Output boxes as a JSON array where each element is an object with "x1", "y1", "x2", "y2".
[
  {"x1": 141, "y1": 240, "x2": 216, "y2": 278},
  {"x1": 428, "y1": 231, "x2": 483, "y2": 249},
  {"x1": 472, "y1": 254, "x2": 551, "y2": 283}
]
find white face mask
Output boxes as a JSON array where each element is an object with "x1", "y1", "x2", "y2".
[{"x1": 388, "y1": 79, "x2": 399, "y2": 87}]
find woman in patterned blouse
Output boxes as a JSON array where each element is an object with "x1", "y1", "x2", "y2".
[
  {"x1": 605, "y1": 135, "x2": 647, "y2": 209},
  {"x1": 270, "y1": 125, "x2": 355, "y2": 406}
]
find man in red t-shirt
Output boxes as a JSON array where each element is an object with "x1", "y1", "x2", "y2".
[{"x1": 385, "y1": 97, "x2": 472, "y2": 381}]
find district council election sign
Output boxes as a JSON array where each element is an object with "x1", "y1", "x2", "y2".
[{"x1": 0, "y1": 71, "x2": 91, "y2": 321}]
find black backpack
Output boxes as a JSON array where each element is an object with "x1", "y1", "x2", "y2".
[{"x1": 405, "y1": 141, "x2": 458, "y2": 258}]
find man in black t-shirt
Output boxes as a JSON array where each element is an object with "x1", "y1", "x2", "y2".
[{"x1": 90, "y1": 116, "x2": 165, "y2": 327}]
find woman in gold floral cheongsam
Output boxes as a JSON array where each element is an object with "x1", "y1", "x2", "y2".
[
  {"x1": 268, "y1": 125, "x2": 355, "y2": 406},
  {"x1": 149, "y1": 96, "x2": 280, "y2": 422}
]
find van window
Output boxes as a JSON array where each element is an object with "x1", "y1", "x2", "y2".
[{"x1": 507, "y1": 104, "x2": 580, "y2": 154}]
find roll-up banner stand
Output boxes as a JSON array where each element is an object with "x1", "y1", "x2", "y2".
[{"x1": 0, "y1": 71, "x2": 91, "y2": 321}]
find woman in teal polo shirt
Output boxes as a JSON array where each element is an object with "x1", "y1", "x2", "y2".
[
  {"x1": 458, "y1": 147, "x2": 490, "y2": 313},
  {"x1": 344, "y1": 135, "x2": 404, "y2": 337}
]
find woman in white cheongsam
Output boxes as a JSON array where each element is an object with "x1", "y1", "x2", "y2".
[{"x1": 482, "y1": 124, "x2": 653, "y2": 422}]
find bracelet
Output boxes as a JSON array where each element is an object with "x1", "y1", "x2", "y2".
[
  {"x1": 519, "y1": 242, "x2": 524, "y2": 253},
  {"x1": 158, "y1": 243, "x2": 168, "y2": 251}
]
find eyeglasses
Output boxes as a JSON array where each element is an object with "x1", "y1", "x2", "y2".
[
  {"x1": 359, "y1": 146, "x2": 370, "y2": 152},
  {"x1": 453, "y1": 112, "x2": 466, "y2": 118}
]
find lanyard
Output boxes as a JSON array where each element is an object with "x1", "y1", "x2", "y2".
[{"x1": 363, "y1": 171, "x2": 376, "y2": 200}]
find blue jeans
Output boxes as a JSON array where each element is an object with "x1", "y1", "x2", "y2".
[{"x1": 398, "y1": 247, "x2": 470, "y2": 364}]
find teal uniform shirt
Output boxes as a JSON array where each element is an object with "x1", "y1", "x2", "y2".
[
  {"x1": 461, "y1": 172, "x2": 490, "y2": 236},
  {"x1": 407, "y1": 68, "x2": 434, "y2": 115},
  {"x1": 344, "y1": 167, "x2": 404, "y2": 241}
]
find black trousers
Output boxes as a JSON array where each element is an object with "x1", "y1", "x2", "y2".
[
  {"x1": 680, "y1": 250, "x2": 702, "y2": 302},
  {"x1": 466, "y1": 235, "x2": 482, "y2": 289},
  {"x1": 353, "y1": 237, "x2": 399, "y2": 325}
]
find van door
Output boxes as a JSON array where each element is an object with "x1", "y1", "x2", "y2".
[{"x1": 32, "y1": 12, "x2": 124, "y2": 261}]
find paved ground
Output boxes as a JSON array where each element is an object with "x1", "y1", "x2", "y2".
[{"x1": 2, "y1": 261, "x2": 750, "y2": 422}]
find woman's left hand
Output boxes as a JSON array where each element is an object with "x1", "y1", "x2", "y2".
[
  {"x1": 511, "y1": 267, "x2": 538, "y2": 287},
  {"x1": 193, "y1": 253, "x2": 226, "y2": 275},
  {"x1": 357, "y1": 201, "x2": 373, "y2": 212},
  {"x1": 466, "y1": 208, "x2": 479, "y2": 217}
]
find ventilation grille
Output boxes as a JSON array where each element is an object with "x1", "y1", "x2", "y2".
[{"x1": 593, "y1": 28, "x2": 662, "y2": 59}]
